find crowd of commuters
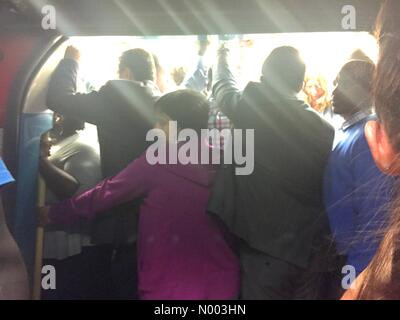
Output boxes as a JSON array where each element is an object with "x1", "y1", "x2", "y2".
[{"x1": 1, "y1": 0, "x2": 400, "y2": 300}]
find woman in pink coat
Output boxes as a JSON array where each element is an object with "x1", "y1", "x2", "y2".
[{"x1": 40, "y1": 90, "x2": 240, "y2": 300}]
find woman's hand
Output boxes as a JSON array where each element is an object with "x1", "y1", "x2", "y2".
[{"x1": 37, "y1": 206, "x2": 51, "y2": 227}]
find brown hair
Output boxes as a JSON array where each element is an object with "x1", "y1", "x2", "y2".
[
  {"x1": 357, "y1": 0, "x2": 400, "y2": 299},
  {"x1": 373, "y1": 0, "x2": 400, "y2": 147}
]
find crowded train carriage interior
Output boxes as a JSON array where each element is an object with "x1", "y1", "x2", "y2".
[{"x1": 1, "y1": 0, "x2": 398, "y2": 301}]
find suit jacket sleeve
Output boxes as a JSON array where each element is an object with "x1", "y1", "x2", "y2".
[
  {"x1": 47, "y1": 58, "x2": 107, "y2": 125},
  {"x1": 212, "y1": 53, "x2": 242, "y2": 124}
]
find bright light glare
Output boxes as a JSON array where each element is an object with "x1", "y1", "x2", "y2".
[{"x1": 70, "y1": 32, "x2": 378, "y2": 94}]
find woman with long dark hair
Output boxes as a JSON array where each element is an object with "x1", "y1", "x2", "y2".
[{"x1": 343, "y1": 0, "x2": 400, "y2": 300}]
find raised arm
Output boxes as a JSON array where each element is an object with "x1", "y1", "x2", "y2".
[
  {"x1": 184, "y1": 38, "x2": 210, "y2": 92},
  {"x1": 212, "y1": 46, "x2": 242, "y2": 122},
  {"x1": 46, "y1": 46, "x2": 105, "y2": 125},
  {"x1": 44, "y1": 154, "x2": 151, "y2": 226},
  {"x1": 184, "y1": 56, "x2": 208, "y2": 92}
]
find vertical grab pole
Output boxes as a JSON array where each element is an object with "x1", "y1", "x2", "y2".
[
  {"x1": 32, "y1": 131, "x2": 49, "y2": 300},
  {"x1": 32, "y1": 175, "x2": 45, "y2": 300}
]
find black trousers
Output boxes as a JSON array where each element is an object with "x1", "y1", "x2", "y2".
[
  {"x1": 239, "y1": 244, "x2": 329, "y2": 300},
  {"x1": 110, "y1": 243, "x2": 138, "y2": 300},
  {"x1": 42, "y1": 246, "x2": 114, "y2": 300},
  {"x1": 42, "y1": 243, "x2": 138, "y2": 300}
]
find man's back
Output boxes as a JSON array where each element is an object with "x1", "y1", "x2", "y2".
[
  {"x1": 220, "y1": 82, "x2": 334, "y2": 268},
  {"x1": 239, "y1": 83, "x2": 333, "y2": 189},
  {"x1": 47, "y1": 58, "x2": 160, "y2": 245},
  {"x1": 90, "y1": 80, "x2": 159, "y2": 177}
]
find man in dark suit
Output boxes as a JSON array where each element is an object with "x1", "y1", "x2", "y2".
[
  {"x1": 208, "y1": 46, "x2": 336, "y2": 299},
  {"x1": 46, "y1": 46, "x2": 160, "y2": 299}
]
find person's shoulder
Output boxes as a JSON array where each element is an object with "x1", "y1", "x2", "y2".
[
  {"x1": 338, "y1": 121, "x2": 372, "y2": 164},
  {"x1": 242, "y1": 81, "x2": 263, "y2": 95},
  {"x1": 129, "y1": 152, "x2": 153, "y2": 170},
  {"x1": 347, "y1": 119, "x2": 370, "y2": 143},
  {"x1": 100, "y1": 80, "x2": 159, "y2": 103},
  {"x1": 103, "y1": 80, "x2": 157, "y2": 93},
  {"x1": 118, "y1": 152, "x2": 155, "y2": 186},
  {"x1": 100, "y1": 79, "x2": 136, "y2": 92},
  {"x1": 302, "y1": 104, "x2": 335, "y2": 136},
  {"x1": 303, "y1": 103, "x2": 329, "y2": 122},
  {"x1": 348, "y1": 115, "x2": 377, "y2": 151},
  {"x1": 53, "y1": 134, "x2": 98, "y2": 161},
  {"x1": 351, "y1": 131, "x2": 370, "y2": 156},
  {"x1": 241, "y1": 82, "x2": 268, "y2": 105}
]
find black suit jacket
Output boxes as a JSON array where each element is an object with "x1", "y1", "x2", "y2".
[
  {"x1": 208, "y1": 81, "x2": 335, "y2": 269},
  {"x1": 47, "y1": 58, "x2": 160, "y2": 245}
]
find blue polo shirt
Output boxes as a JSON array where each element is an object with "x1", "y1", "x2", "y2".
[
  {"x1": 323, "y1": 112, "x2": 394, "y2": 275},
  {"x1": 0, "y1": 159, "x2": 14, "y2": 187}
]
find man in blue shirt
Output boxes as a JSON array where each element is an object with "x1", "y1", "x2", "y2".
[{"x1": 324, "y1": 60, "x2": 394, "y2": 276}]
